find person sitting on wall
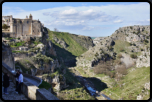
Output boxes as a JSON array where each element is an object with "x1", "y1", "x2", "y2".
[
  {"x1": 3, "y1": 73, "x2": 10, "y2": 94},
  {"x1": 14, "y1": 70, "x2": 20, "y2": 91},
  {"x1": 16, "y1": 71, "x2": 23, "y2": 95}
]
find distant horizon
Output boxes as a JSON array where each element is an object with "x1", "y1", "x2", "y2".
[{"x1": 2, "y1": 2, "x2": 150, "y2": 37}]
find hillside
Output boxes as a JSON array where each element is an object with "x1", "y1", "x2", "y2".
[
  {"x1": 74, "y1": 25, "x2": 150, "y2": 100},
  {"x1": 2, "y1": 24, "x2": 150, "y2": 100},
  {"x1": 47, "y1": 29, "x2": 94, "y2": 66}
]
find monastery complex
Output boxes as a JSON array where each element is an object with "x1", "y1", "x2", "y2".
[{"x1": 2, "y1": 14, "x2": 44, "y2": 38}]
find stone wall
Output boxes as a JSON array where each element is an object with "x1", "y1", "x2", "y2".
[
  {"x1": 32, "y1": 21, "x2": 42, "y2": 36},
  {"x1": 2, "y1": 61, "x2": 59, "y2": 100},
  {"x1": 2, "y1": 43, "x2": 15, "y2": 70},
  {"x1": 22, "y1": 73, "x2": 42, "y2": 87},
  {"x1": 2, "y1": 32, "x2": 16, "y2": 37}
]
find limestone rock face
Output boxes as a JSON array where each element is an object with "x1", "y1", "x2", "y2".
[
  {"x1": 51, "y1": 74, "x2": 67, "y2": 91},
  {"x1": 2, "y1": 42, "x2": 15, "y2": 70},
  {"x1": 70, "y1": 34, "x2": 94, "y2": 50},
  {"x1": 144, "y1": 82, "x2": 150, "y2": 90},
  {"x1": 106, "y1": 39, "x2": 115, "y2": 46},
  {"x1": 136, "y1": 49, "x2": 150, "y2": 68},
  {"x1": 53, "y1": 37, "x2": 68, "y2": 48},
  {"x1": 93, "y1": 37, "x2": 105, "y2": 45},
  {"x1": 137, "y1": 95, "x2": 143, "y2": 100},
  {"x1": 47, "y1": 41, "x2": 57, "y2": 56},
  {"x1": 52, "y1": 75, "x2": 60, "y2": 91}
]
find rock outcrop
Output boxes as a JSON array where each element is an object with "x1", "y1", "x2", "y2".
[
  {"x1": 76, "y1": 25, "x2": 150, "y2": 69},
  {"x1": 93, "y1": 37, "x2": 105, "y2": 45},
  {"x1": 53, "y1": 37, "x2": 68, "y2": 49},
  {"x1": 2, "y1": 42, "x2": 15, "y2": 70},
  {"x1": 70, "y1": 34, "x2": 94, "y2": 50}
]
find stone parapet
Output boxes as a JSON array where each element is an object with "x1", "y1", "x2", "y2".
[{"x1": 2, "y1": 61, "x2": 59, "y2": 100}]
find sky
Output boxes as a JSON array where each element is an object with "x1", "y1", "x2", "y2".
[{"x1": 2, "y1": 2, "x2": 150, "y2": 37}]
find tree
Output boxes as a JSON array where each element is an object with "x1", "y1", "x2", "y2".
[
  {"x1": 2, "y1": 24, "x2": 9, "y2": 30},
  {"x1": 54, "y1": 28, "x2": 58, "y2": 32}
]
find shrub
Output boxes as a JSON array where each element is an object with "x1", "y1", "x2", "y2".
[
  {"x1": 140, "y1": 48, "x2": 144, "y2": 51},
  {"x1": 116, "y1": 64, "x2": 127, "y2": 75},
  {"x1": 146, "y1": 36, "x2": 149, "y2": 39},
  {"x1": 93, "y1": 60, "x2": 113, "y2": 74},
  {"x1": 130, "y1": 26, "x2": 133, "y2": 29},
  {"x1": 115, "y1": 59, "x2": 122, "y2": 65},
  {"x1": 129, "y1": 43, "x2": 132, "y2": 46},
  {"x1": 108, "y1": 46, "x2": 113, "y2": 51},
  {"x1": 119, "y1": 48, "x2": 125, "y2": 52},
  {"x1": 130, "y1": 54, "x2": 137, "y2": 59},
  {"x1": 95, "y1": 52, "x2": 99, "y2": 57},
  {"x1": 144, "y1": 39, "x2": 149, "y2": 44},
  {"x1": 2, "y1": 24, "x2": 9, "y2": 30},
  {"x1": 117, "y1": 54, "x2": 123, "y2": 59},
  {"x1": 106, "y1": 71, "x2": 115, "y2": 78},
  {"x1": 38, "y1": 80, "x2": 51, "y2": 90},
  {"x1": 132, "y1": 43, "x2": 136, "y2": 46},
  {"x1": 50, "y1": 73, "x2": 55, "y2": 78}
]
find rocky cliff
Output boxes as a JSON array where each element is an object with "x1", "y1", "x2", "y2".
[
  {"x1": 76, "y1": 25, "x2": 150, "y2": 69},
  {"x1": 47, "y1": 30, "x2": 94, "y2": 67},
  {"x1": 2, "y1": 42, "x2": 15, "y2": 70},
  {"x1": 70, "y1": 34, "x2": 94, "y2": 50}
]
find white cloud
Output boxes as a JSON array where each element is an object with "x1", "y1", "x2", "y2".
[
  {"x1": 82, "y1": 26, "x2": 94, "y2": 30},
  {"x1": 61, "y1": 9, "x2": 78, "y2": 15},
  {"x1": 114, "y1": 20, "x2": 123, "y2": 23},
  {"x1": 147, "y1": 19, "x2": 150, "y2": 21}
]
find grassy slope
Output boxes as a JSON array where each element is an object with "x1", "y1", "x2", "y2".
[
  {"x1": 48, "y1": 30, "x2": 87, "y2": 58},
  {"x1": 102, "y1": 66, "x2": 150, "y2": 100},
  {"x1": 55, "y1": 68, "x2": 95, "y2": 100},
  {"x1": 113, "y1": 40, "x2": 130, "y2": 54}
]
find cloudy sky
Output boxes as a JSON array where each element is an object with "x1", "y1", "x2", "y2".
[{"x1": 2, "y1": 2, "x2": 150, "y2": 37}]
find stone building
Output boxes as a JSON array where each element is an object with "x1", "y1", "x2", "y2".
[{"x1": 2, "y1": 14, "x2": 44, "y2": 38}]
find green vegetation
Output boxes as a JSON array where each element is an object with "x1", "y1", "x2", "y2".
[
  {"x1": 28, "y1": 47, "x2": 40, "y2": 53},
  {"x1": 12, "y1": 50, "x2": 28, "y2": 53},
  {"x1": 38, "y1": 80, "x2": 51, "y2": 90},
  {"x1": 15, "y1": 57, "x2": 36, "y2": 74},
  {"x1": 57, "y1": 87, "x2": 95, "y2": 100},
  {"x1": 95, "y1": 52, "x2": 99, "y2": 57},
  {"x1": 2, "y1": 24, "x2": 9, "y2": 30},
  {"x1": 102, "y1": 66, "x2": 150, "y2": 100},
  {"x1": 144, "y1": 39, "x2": 149, "y2": 44},
  {"x1": 114, "y1": 40, "x2": 130, "y2": 54},
  {"x1": 32, "y1": 40, "x2": 42, "y2": 46},
  {"x1": 9, "y1": 41, "x2": 25, "y2": 48},
  {"x1": 130, "y1": 54, "x2": 137, "y2": 59},
  {"x1": 32, "y1": 53, "x2": 54, "y2": 64},
  {"x1": 56, "y1": 68, "x2": 95, "y2": 100},
  {"x1": 117, "y1": 53, "x2": 123, "y2": 59},
  {"x1": 15, "y1": 41, "x2": 25, "y2": 47},
  {"x1": 48, "y1": 29, "x2": 87, "y2": 58}
]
